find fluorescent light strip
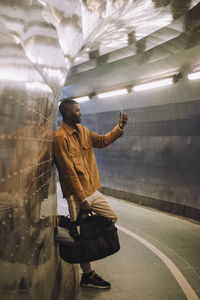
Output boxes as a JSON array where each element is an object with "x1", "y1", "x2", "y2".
[
  {"x1": 188, "y1": 71, "x2": 200, "y2": 80},
  {"x1": 75, "y1": 96, "x2": 90, "y2": 103},
  {"x1": 133, "y1": 78, "x2": 173, "y2": 91},
  {"x1": 98, "y1": 89, "x2": 128, "y2": 98}
]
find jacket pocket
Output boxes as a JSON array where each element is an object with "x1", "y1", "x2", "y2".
[
  {"x1": 82, "y1": 144, "x2": 93, "y2": 163},
  {"x1": 71, "y1": 153, "x2": 84, "y2": 174},
  {"x1": 82, "y1": 144, "x2": 89, "y2": 150}
]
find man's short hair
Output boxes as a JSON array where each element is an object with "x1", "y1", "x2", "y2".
[{"x1": 59, "y1": 98, "x2": 78, "y2": 118}]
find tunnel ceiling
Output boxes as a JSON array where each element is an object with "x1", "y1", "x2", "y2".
[{"x1": 64, "y1": 0, "x2": 200, "y2": 98}]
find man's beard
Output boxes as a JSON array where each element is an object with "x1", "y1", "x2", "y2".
[{"x1": 71, "y1": 115, "x2": 81, "y2": 124}]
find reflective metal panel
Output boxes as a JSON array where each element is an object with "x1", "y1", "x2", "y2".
[{"x1": 0, "y1": 0, "x2": 70, "y2": 298}]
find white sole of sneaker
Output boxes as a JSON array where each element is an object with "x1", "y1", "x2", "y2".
[{"x1": 80, "y1": 284, "x2": 111, "y2": 289}]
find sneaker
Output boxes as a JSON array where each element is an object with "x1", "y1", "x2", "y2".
[{"x1": 80, "y1": 271, "x2": 111, "y2": 289}]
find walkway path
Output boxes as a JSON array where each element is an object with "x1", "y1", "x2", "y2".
[{"x1": 78, "y1": 196, "x2": 200, "y2": 300}]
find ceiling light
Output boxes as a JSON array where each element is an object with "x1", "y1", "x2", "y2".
[
  {"x1": 98, "y1": 89, "x2": 128, "y2": 98},
  {"x1": 75, "y1": 96, "x2": 90, "y2": 102},
  {"x1": 133, "y1": 78, "x2": 173, "y2": 92},
  {"x1": 74, "y1": 57, "x2": 81, "y2": 62},
  {"x1": 188, "y1": 71, "x2": 200, "y2": 81}
]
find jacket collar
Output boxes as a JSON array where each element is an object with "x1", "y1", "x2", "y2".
[{"x1": 61, "y1": 121, "x2": 80, "y2": 136}]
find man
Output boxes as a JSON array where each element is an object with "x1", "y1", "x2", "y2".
[{"x1": 54, "y1": 98, "x2": 128, "y2": 289}]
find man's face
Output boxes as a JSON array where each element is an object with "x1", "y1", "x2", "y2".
[{"x1": 69, "y1": 103, "x2": 82, "y2": 124}]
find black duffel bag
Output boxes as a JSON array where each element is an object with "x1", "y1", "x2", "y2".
[{"x1": 55, "y1": 211, "x2": 120, "y2": 264}]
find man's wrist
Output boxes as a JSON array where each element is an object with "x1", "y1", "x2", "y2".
[
  {"x1": 119, "y1": 124, "x2": 124, "y2": 129},
  {"x1": 80, "y1": 199, "x2": 90, "y2": 210}
]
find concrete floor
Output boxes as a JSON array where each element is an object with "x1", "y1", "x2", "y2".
[
  {"x1": 79, "y1": 197, "x2": 200, "y2": 300},
  {"x1": 57, "y1": 186, "x2": 200, "y2": 300}
]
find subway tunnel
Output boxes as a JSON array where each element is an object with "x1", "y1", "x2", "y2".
[{"x1": 0, "y1": 0, "x2": 200, "y2": 300}]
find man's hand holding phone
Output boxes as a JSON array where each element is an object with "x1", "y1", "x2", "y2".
[{"x1": 118, "y1": 111, "x2": 128, "y2": 129}]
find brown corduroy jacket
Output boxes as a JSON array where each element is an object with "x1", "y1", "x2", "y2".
[{"x1": 54, "y1": 121, "x2": 124, "y2": 202}]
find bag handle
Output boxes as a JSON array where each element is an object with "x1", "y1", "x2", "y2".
[{"x1": 76, "y1": 209, "x2": 95, "y2": 225}]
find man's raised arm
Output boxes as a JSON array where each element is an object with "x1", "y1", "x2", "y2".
[{"x1": 90, "y1": 113, "x2": 128, "y2": 148}]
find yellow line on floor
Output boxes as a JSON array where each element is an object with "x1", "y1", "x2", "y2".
[{"x1": 117, "y1": 225, "x2": 199, "y2": 300}]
